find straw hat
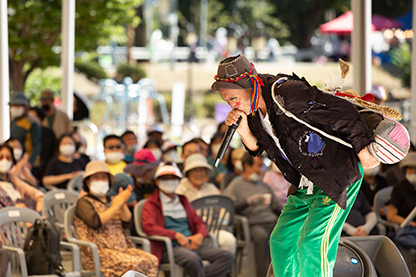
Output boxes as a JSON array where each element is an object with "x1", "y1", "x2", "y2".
[
  {"x1": 82, "y1": 160, "x2": 115, "y2": 190},
  {"x1": 183, "y1": 153, "x2": 213, "y2": 177}
]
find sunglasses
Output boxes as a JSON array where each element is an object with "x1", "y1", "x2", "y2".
[
  {"x1": 106, "y1": 145, "x2": 122, "y2": 150},
  {"x1": 0, "y1": 155, "x2": 12, "y2": 161}
]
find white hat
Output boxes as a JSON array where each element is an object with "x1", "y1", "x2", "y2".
[
  {"x1": 154, "y1": 162, "x2": 183, "y2": 179},
  {"x1": 183, "y1": 153, "x2": 213, "y2": 177}
]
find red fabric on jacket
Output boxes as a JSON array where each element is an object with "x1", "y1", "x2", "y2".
[{"x1": 142, "y1": 189, "x2": 208, "y2": 263}]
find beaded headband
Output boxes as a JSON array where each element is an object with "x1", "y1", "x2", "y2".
[{"x1": 214, "y1": 63, "x2": 264, "y2": 114}]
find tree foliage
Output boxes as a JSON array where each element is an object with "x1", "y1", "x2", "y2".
[{"x1": 8, "y1": 0, "x2": 142, "y2": 91}]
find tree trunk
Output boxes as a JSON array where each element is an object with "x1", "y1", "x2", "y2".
[{"x1": 9, "y1": 59, "x2": 26, "y2": 92}]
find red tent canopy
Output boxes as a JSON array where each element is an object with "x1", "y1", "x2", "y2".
[{"x1": 319, "y1": 11, "x2": 376, "y2": 35}]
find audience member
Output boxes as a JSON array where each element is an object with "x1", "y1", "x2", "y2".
[
  {"x1": 43, "y1": 134, "x2": 85, "y2": 189},
  {"x1": 386, "y1": 152, "x2": 416, "y2": 227},
  {"x1": 147, "y1": 124, "x2": 164, "y2": 145},
  {"x1": 142, "y1": 162, "x2": 234, "y2": 277},
  {"x1": 4, "y1": 138, "x2": 37, "y2": 186},
  {"x1": 360, "y1": 164, "x2": 389, "y2": 208},
  {"x1": 121, "y1": 130, "x2": 138, "y2": 163},
  {"x1": 0, "y1": 144, "x2": 44, "y2": 211},
  {"x1": 207, "y1": 132, "x2": 227, "y2": 188},
  {"x1": 40, "y1": 89, "x2": 73, "y2": 139},
  {"x1": 176, "y1": 153, "x2": 237, "y2": 254},
  {"x1": 75, "y1": 161, "x2": 158, "y2": 277},
  {"x1": 103, "y1": 134, "x2": 126, "y2": 176},
  {"x1": 225, "y1": 153, "x2": 281, "y2": 277},
  {"x1": 178, "y1": 140, "x2": 201, "y2": 171},
  {"x1": 71, "y1": 131, "x2": 91, "y2": 165},
  {"x1": 217, "y1": 121, "x2": 228, "y2": 134},
  {"x1": 191, "y1": 138, "x2": 210, "y2": 158},
  {"x1": 262, "y1": 162, "x2": 292, "y2": 209},
  {"x1": 221, "y1": 148, "x2": 245, "y2": 191},
  {"x1": 384, "y1": 143, "x2": 415, "y2": 187},
  {"x1": 9, "y1": 92, "x2": 41, "y2": 168},
  {"x1": 161, "y1": 140, "x2": 179, "y2": 162},
  {"x1": 342, "y1": 191, "x2": 377, "y2": 236},
  {"x1": 109, "y1": 149, "x2": 159, "y2": 205},
  {"x1": 27, "y1": 106, "x2": 57, "y2": 179},
  {"x1": 143, "y1": 139, "x2": 162, "y2": 161}
]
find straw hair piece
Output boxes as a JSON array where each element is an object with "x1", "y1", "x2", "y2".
[{"x1": 339, "y1": 59, "x2": 350, "y2": 79}]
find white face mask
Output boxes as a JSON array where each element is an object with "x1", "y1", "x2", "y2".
[
  {"x1": 406, "y1": 173, "x2": 416, "y2": 185},
  {"x1": 211, "y1": 144, "x2": 221, "y2": 157},
  {"x1": 158, "y1": 179, "x2": 179, "y2": 194},
  {"x1": 163, "y1": 150, "x2": 177, "y2": 162},
  {"x1": 249, "y1": 172, "x2": 261, "y2": 182},
  {"x1": 0, "y1": 158, "x2": 13, "y2": 173},
  {"x1": 10, "y1": 106, "x2": 24, "y2": 119},
  {"x1": 105, "y1": 151, "x2": 125, "y2": 164},
  {"x1": 60, "y1": 144, "x2": 76, "y2": 156},
  {"x1": 89, "y1": 180, "x2": 109, "y2": 197},
  {"x1": 363, "y1": 164, "x2": 380, "y2": 177},
  {"x1": 234, "y1": 160, "x2": 243, "y2": 172},
  {"x1": 13, "y1": 148, "x2": 23, "y2": 161},
  {"x1": 150, "y1": 148, "x2": 162, "y2": 161}
]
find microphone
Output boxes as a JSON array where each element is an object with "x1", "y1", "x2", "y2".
[{"x1": 214, "y1": 116, "x2": 242, "y2": 168}]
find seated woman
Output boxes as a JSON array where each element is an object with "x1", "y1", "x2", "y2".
[
  {"x1": 386, "y1": 152, "x2": 416, "y2": 227},
  {"x1": 75, "y1": 161, "x2": 158, "y2": 277},
  {"x1": 4, "y1": 138, "x2": 37, "y2": 187},
  {"x1": 43, "y1": 134, "x2": 85, "y2": 189},
  {"x1": 0, "y1": 144, "x2": 44, "y2": 211}
]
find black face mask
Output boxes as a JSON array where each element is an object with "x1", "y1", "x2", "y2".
[
  {"x1": 42, "y1": 104, "x2": 50, "y2": 111},
  {"x1": 75, "y1": 142, "x2": 81, "y2": 151}
]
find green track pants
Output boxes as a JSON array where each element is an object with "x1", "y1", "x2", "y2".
[{"x1": 270, "y1": 164, "x2": 363, "y2": 277}]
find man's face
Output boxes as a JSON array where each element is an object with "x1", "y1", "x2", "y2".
[
  {"x1": 122, "y1": 133, "x2": 138, "y2": 147},
  {"x1": 219, "y1": 88, "x2": 251, "y2": 115},
  {"x1": 103, "y1": 138, "x2": 124, "y2": 154},
  {"x1": 181, "y1": 142, "x2": 201, "y2": 160},
  {"x1": 244, "y1": 156, "x2": 264, "y2": 175}
]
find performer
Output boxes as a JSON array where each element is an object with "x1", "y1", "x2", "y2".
[{"x1": 211, "y1": 54, "x2": 380, "y2": 277}]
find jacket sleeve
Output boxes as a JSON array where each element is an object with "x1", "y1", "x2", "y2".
[
  {"x1": 182, "y1": 197, "x2": 208, "y2": 238},
  {"x1": 142, "y1": 200, "x2": 177, "y2": 240},
  {"x1": 278, "y1": 80, "x2": 374, "y2": 154}
]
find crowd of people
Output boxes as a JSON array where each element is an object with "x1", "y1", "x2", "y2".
[{"x1": 1, "y1": 86, "x2": 416, "y2": 277}]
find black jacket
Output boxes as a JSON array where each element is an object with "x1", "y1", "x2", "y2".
[{"x1": 246, "y1": 73, "x2": 374, "y2": 209}]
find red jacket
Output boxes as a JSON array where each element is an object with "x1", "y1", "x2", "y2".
[{"x1": 142, "y1": 189, "x2": 208, "y2": 263}]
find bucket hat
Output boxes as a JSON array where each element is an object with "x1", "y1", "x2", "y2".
[
  {"x1": 9, "y1": 92, "x2": 29, "y2": 106},
  {"x1": 124, "y1": 149, "x2": 159, "y2": 176},
  {"x1": 183, "y1": 153, "x2": 213, "y2": 177},
  {"x1": 82, "y1": 160, "x2": 115, "y2": 189}
]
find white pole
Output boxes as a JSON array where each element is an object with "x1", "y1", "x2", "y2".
[
  {"x1": 351, "y1": 0, "x2": 371, "y2": 95},
  {"x1": 61, "y1": 0, "x2": 75, "y2": 120},
  {"x1": 0, "y1": 0, "x2": 10, "y2": 141},
  {"x1": 411, "y1": 0, "x2": 416, "y2": 143}
]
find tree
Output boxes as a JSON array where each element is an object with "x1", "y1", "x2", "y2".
[{"x1": 8, "y1": 0, "x2": 141, "y2": 92}]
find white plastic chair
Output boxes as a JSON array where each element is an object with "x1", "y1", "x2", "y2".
[
  {"x1": 0, "y1": 207, "x2": 81, "y2": 277},
  {"x1": 42, "y1": 189, "x2": 78, "y2": 229},
  {"x1": 67, "y1": 174, "x2": 84, "y2": 195}
]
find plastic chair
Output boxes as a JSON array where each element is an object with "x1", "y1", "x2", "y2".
[
  {"x1": 0, "y1": 207, "x2": 81, "y2": 277},
  {"x1": 373, "y1": 186, "x2": 399, "y2": 235},
  {"x1": 190, "y1": 195, "x2": 236, "y2": 276},
  {"x1": 134, "y1": 199, "x2": 210, "y2": 277},
  {"x1": 344, "y1": 236, "x2": 411, "y2": 277},
  {"x1": 233, "y1": 215, "x2": 256, "y2": 277},
  {"x1": 64, "y1": 205, "x2": 150, "y2": 277},
  {"x1": 67, "y1": 174, "x2": 84, "y2": 195},
  {"x1": 121, "y1": 270, "x2": 147, "y2": 277},
  {"x1": 42, "y1": 189, "x2": 78, "y2": 229}
]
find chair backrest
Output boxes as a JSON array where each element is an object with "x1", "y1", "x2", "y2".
[
  {"x1": 0, "y1": 207, "x2": 42, "y2": 249},
  {"x1": 42, "y1": 189, "x2": 78, "y2": 227},
  {"x1": 374, "y1": 186, "x2": 393, "y2": 220},
  {"x1": 121, "y1": 270, "x2": 147, "y2": 277},
  {"x1": 134, "y1": 199, "x2": 148, "y2": 237},
  {"x1": 66, "y1": 174, "x2": 83, "y2": 195},
  {"x1": 190, "y1": 195, "x2": 235, "y2": 236},
  {"x1": 64, "y1": 205, "x2": 78, "y2": 242}
]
